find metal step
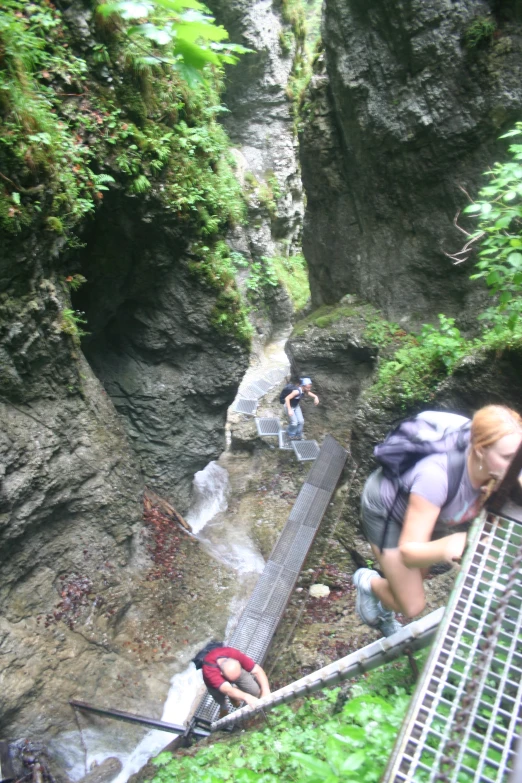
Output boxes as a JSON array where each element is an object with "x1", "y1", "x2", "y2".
[
  {"x1": 278, "y1": 430, "x2": 294, "y2": 450},
  {"x1": 238, "y1": 381, "x2": 268, "y2": 399},
  {"x1": 292, "y1": 440, "x2": 320, "y2": 462},
  {"x1": 263, "y1": 367, "x2": 288, "y2": 385},
  {"x1": 230, "y1": 397, "x2": 258, "y2": 416},
  {"x1": 255, "y1": 418, "x2": 281, "y2": 437}
]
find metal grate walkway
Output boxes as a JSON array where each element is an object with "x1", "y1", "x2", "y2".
[
  {"x1": 211, "y1": 609, "x2": 444, "y2": 730},
  {"x1": 192, "y1": 435, "x2": 348, "y2": 726},
  {"x1": 383, "y1": 504, "x2": 522, "y2": 783},
  {"x1": 255, "y1": 418, "x2": 281, "y2": 437}
]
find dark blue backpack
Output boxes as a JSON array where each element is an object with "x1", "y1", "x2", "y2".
[
  {"x1": 192, "y1": 640, "x2": 224, "y2": 670},
  {"x1": 279, "y1": 383, "x2": 299, "y2": 405},
  {"x1": 373, "y1": 411, "x2": 471, "y2": 550}
]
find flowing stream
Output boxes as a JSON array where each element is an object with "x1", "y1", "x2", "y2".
[{"x1": 53, "y1": 333, "x2": 289, "y2": 783}]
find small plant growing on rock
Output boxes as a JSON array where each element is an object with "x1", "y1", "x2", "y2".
[
  {"x1": 464, "y1": 15, "x2": 496, "y2": 49},
  {"x1": 60, "y1": 308, "x2": 88, "y2": 341}
]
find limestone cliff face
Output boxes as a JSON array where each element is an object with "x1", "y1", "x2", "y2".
[
  {"x1": 207, "y1": 0, "x2": 304, "y2": 334},
  {"x1": 0, "y1": 194, "x2": 244, "y2": 744},
  {"x1": 300, "y1": 0, "x2": 522, "y2": 325},
  {"x1": 73, "y1": 193, "x2": 248, "y2": 511},
  {"x1": 0, "y1": 5, "x2": 247, "y2": 744}
]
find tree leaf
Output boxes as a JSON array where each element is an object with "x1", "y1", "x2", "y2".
[
  {"x1": 152, "y1": 0, "x2": 204, "y2": 10},
  {"x1": 340, "y1": 751, "x2": 366, "y2": 772},
  {"x1": 507, "y1": 252, "x2": 522, "y2": 268},
  {"x1": 175, "y1": 19, "x2": 229, "y2": 42},
  {"x1": 174, "y1": 37, "x2": 220, "y2": 66},
  {"x1": 134, "y1": 22, "x2": 172, "y2": 43}
]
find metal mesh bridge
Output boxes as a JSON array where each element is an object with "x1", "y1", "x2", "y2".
[
  {"x1": 209, "y1": 499, "x2": 522, "y2": 782},
  {"x1": 382, "y1": 501, "x2": 522, "y2": 783},
  {"x1": 192, "y1": 434, "x2": 348, "y2": 726}
]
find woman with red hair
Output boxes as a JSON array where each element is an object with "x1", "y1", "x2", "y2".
[{"x1": 353, "y1": 405, "x2": 522, "y2": 636}]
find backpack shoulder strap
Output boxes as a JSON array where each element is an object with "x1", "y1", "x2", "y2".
[
  {"x1": 446, "y1": 421, "x2": 471, "y2": 505},
  {"x1": 446, "y1": 448, "x2": 467, "y2": 506}
]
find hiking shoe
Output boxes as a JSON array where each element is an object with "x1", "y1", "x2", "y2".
[
  {"x1": 352, "y1": 568, "x2": 380, "y2": 627},
  {"x1": 378, "y1": 614, "x2": 402, "y2": 637}
]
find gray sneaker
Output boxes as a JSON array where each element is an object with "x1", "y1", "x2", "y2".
[
  {"x1": 352, "y1": 568, "x2": 380, "y2": 627},
  {"x1": 378, "y1": 614, "x2": 402, "y2": 637}
]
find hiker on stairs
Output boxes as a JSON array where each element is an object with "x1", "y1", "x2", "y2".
[
  {"x1": 202, "y1": 646, "x2": 271, "y2": 718},
  {"x1": 353, "y1": 405, "x2": 522, "y2": 637},
  {"x1": 282, "y1": 378, "x2": 319, "y2": 441}
]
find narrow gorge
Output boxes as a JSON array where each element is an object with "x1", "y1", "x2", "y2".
[{"x1": 1, "y1": 0, "x2": 522, "y2": 780}]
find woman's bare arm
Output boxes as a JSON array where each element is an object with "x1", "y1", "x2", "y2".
[{"x1": 399, "y1": 493, "x2": 467, "y2": 568}]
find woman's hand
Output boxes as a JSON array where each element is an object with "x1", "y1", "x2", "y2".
[{"x1": 443, "y1": 532, "x2": 467, "y2": 563}]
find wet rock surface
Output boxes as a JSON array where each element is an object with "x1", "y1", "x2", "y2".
[
  {"x1": 73, "y1": 194, "x2": 248, "y2": 512},
  {"x1": 1, "y1": 480, "x2": 236, "y2": 748},
  {"x1": 301, "y1": 0, "x2": 522, "y2": 325},
  {"x1": 208, "y1": 0, "x2": 304, "y2": 255}
]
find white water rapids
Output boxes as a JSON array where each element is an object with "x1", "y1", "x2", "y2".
[
  {"x1": 55, "y1": 461, "x2": 264, "y2": 782},
  {"x1": 53, "y1": 333, "x2": 289, "y2": 782}
]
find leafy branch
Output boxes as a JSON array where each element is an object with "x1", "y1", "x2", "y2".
[
  {"x1": 97, "y1": 0, "x2": 253, "y2": 85},
  {"x1": 463, "y1": 123, "x2": 522, "y2": 331}
]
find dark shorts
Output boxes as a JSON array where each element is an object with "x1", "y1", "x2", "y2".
[
  {"x1": 207, "y1": 667, "x2": 260, "y2": 706},
  {"x1": 360, "y1": 468, "x2": 470, "y2": 551}
]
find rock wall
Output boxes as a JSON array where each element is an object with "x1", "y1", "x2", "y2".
[
  {"x1": 0, "y1": 12, "x2": 248, "y2": 750},
  {"x1": 300, "y1": 0, "x2": 522, "y2": 325},
  {"x1": 73, "y1": 193, "x2": 248, "y2": 511},
  {"x1": 0, "y1": 199, "x2": 243, "y2": 747},
  {"x1": 207, "y1": 0, "x2": 305, "y2": 336}
]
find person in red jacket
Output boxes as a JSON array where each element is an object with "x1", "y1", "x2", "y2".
[{"x1": 202, "y1": 646, "x2": 271, "y2": 716}]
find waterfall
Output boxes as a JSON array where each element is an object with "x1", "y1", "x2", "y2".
[{"x1": 186, "y1": 461, "x2": 230, "y2": 535}]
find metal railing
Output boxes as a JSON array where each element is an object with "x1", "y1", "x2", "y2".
[
  {"x1": 383, "y1": 504, "x2": 522, "y2": 782},
  {"x1": 211, "y1": 608, "x2": 444, "y2": 730}
]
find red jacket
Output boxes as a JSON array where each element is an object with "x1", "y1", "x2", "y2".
[{"x1": 202, "y1": 646, "x2": 256, "y2": 690}]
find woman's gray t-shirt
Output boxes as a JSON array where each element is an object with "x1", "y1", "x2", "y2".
[{"x1": 380, "y1": 450, "x2": 483, "y2": 527}]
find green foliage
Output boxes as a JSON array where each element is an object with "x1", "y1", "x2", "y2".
[
  {"x1": 292, "y1": 304, "x2": 359, "y2": 336},
  {"x1": 147, "y1": 656, "x2": 422, "y2": 783},
  {"x1": 0, "y1": 0, "x2": 102, "y2": 235},
  {"x1": 236, "y1": 252, "x2": 309, "y2": 314},
  {"x1": 464, "y1": 123, "x2": 522, "y2": 332},
  {"x1": 97, "y1": 0, "x2": 253, "y2": 87},
  {"x1": 270, "y1": 253, "x2": 310, "y2": 311},
  {"x1": 62, "y1": 274, "x2": 87, "y2": 291},
  {"x1": 188, "y1": 241, "x2": 253, "y2": 345},
  {"x1": 363, "y1": 318, "x2": 403, "y2": 348},
  {"x1": 257, "y1": 171, "x2": 281, "y2": 217},
  {"x1": 371, "y1": 315, "x2": 469, "y2": 407},
  {"x1": 0, "y1": 0, "x2": 246, "y2": 251},
  {"x1": 280, "y1": 0, "x2": 323, "y2": 133},
  {"x1": 60, "y1": 308, "x2": 88, "y2": 342},
  {"x1": 464, "y1": 15, "x2": 496, "y2": 49}
]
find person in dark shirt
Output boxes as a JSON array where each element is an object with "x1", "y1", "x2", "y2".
[
  {"x1": 202, "y1": 646, "x2": 270, "y2": 716},
  {"x1": 283, "y1": 377, "x2": 319, "y2": 440}
]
